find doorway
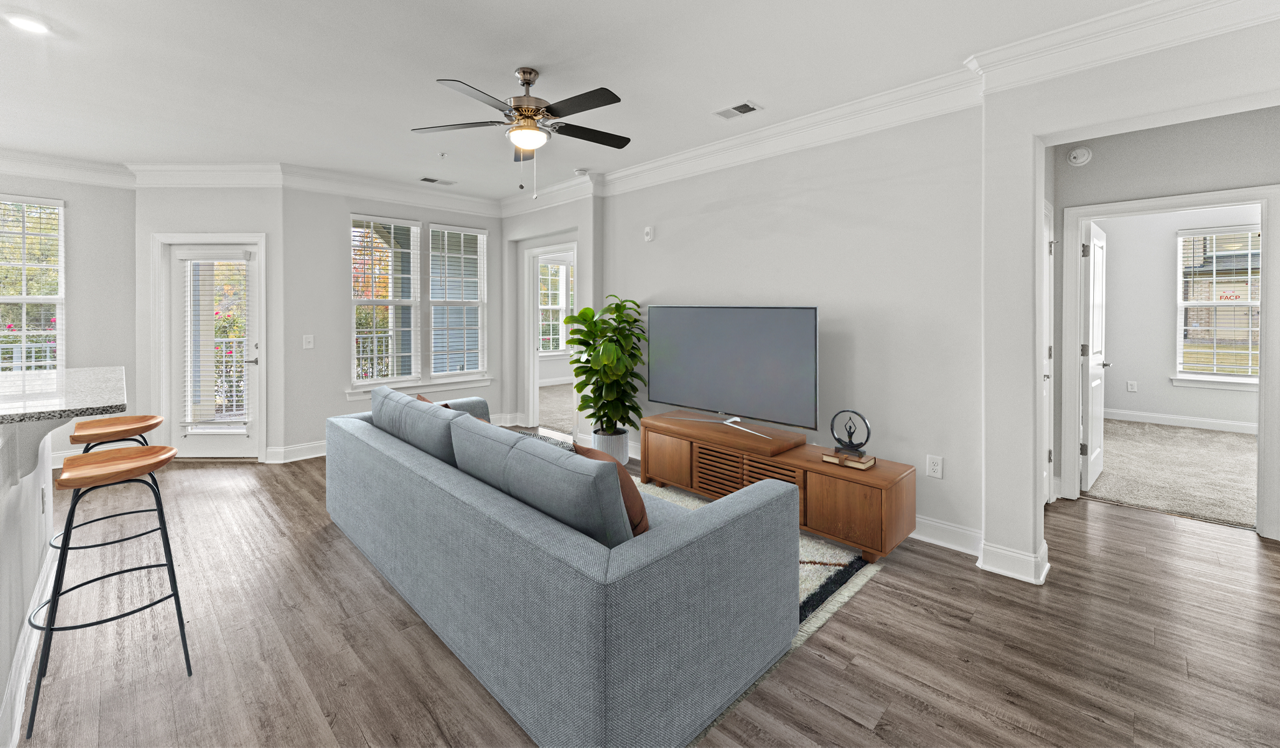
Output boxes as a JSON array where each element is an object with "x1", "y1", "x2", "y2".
[
  {"x1": 151, "y1": 234, "x2": 266, "y2": 460},
  {"x1": 525, "y1": 243, "x2": 577, "y2": 441},
  {"x1": 1062, "y1": 192, "x2": 1266, "y2": 528}
]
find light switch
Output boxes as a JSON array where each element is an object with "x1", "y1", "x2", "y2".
[{"x1": 302, "y1": 335, "x2": 314, "y2": 349}]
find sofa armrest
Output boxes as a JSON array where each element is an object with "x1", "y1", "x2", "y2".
[
  {"x1": 439, "y1": 396, "x2": 490, "y2": 423},
  {"x1": 331, "y1": 411, "x2": 373, "y2": 424},
  {"x1": 601, "y1": 479, "x2": 799, "y2": 746}
]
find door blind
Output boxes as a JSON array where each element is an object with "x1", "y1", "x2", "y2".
[{"x1": 183, "y1": 259, "x2": 250, "y2": 426}]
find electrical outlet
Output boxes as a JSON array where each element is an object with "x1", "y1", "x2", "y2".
[
  {"x1": 926, "y1": 455, "x2": 943, "y2": 479},
  {"x1": 1127, "y1": 380, "x2": 1138, "y2": 392},
  {"x1": 302, "y1": 335, "x2": 314, "y2": 349}
]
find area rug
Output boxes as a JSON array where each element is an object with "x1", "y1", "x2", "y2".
[
  {"x1": 1083, "y1": 419, "x2": 1257, "y2": 527},
  {"x1": 537, "y1": 383, "x2": 577, "y2": 435},
  {"x1": 634, "y1": 479, "x2": 881, "y2": 746}
]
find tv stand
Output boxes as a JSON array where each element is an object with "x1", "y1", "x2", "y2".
[
  {"x1": 661, "y1": 414, "x2": 772, "y2": 439},
  {"x1": 640, "y1": 410, "x2": 916, "y2": 562}
]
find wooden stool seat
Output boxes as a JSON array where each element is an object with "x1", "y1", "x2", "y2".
[
  {"x1": 69, "y1": 415, "x2": 163, "y2": 445},
  {"x1": 56, "y1": 446, "x2": 177, "y2": 490}
]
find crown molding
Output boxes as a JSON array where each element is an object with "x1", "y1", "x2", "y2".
[
  {"x1": 597, "y1": 70, "x2": 981, "y2": 198},
  {"x1": 0, "y1": 148, "x2": 136, "y2": 189},
  {"x1": 128, "y1": 162, "x2": 284, "y2": 188},
  {"x1": 280, "y1": 164, "x2": 501, "y2": 217},
  {"x1": 499, "y1": 173, "x2": 602, "y2": 218},
  {"x1": 965, "y1": 0, "x2": 1280, "y2": 94}
]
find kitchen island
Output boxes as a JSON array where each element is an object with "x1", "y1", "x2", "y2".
[{"x1": 0, "y1": 367, "x2": 127, "y2": 740}]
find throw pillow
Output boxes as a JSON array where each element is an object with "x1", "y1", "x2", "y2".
[
  {"x1": 574, "y1": 443, "x2": 649, "y2": 536},
  {"x1": 417, "y1": 394, "x2": 450, "y2": 408},
  {"x1": 370, "y1": 387, "x2": 465, "y2": 466}
]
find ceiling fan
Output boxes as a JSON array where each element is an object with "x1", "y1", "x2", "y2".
[{"x1": 412, "y1": 67, "x2": 630, "y2": 162}]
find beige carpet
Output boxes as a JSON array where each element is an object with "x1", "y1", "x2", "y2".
[
  {"x1": 1084, "y1": 419, "x2": 1257, "y2": 527},
  {"x1": 538, "y1": 383, "x2": 576, "y2": 435}
]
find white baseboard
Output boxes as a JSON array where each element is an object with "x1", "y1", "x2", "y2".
[
  {"x1": 977, "y1": 539, "x2": 1050, "y2": 585},
  {"x1": 3, "y1": 546, "x2": 55, "y2": 748},
  {"x1": 910, "y1": 516, "x2": 982, "y2": 557},
  {"x1": 538, "y1": 376, "x2": 575, "y2": 387},
  {"x1": 264, "y1": 440, "x2": 326, "y2": 464},
  {"x1": 490, "y1": 413, "x2": 528, "y2": 427},
  {"x1": 1104, "y1": 408, "x2": 1257, "y2": 435}
]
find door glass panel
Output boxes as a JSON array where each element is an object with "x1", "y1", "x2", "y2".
[{"x1": 185, "y1": 260, "x2": 249, "y2": 430}]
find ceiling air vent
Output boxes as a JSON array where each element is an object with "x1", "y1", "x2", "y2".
[
  {"x1": 713, "y1": 101, "x2": 760, "y2": 120},
  {"x1": 420, "y1": 177, "x2": 457, "y2": 186}
]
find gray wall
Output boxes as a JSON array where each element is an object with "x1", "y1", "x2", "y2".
[
  {"x1": 1095, "y1": 205, "x2": 1259, "y2": 427},
  {"x1": 280, "y1": 188, "x2": 505, "y2": 446},
  {"x1": 600, "y1": 108, "x2": 985, "y2": 535},
  {"x1": 1053, "y1": 105, "x2": 1280, "y2": 477}
]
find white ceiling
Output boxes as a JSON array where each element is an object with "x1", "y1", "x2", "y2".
[{"x1": 2, "y1": 0, "x2": 1149, "y2": 200}]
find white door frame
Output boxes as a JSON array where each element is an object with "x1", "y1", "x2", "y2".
[
  {"x1": 1060, "y1": 186, "x2": 1276, "y2": 537},
  {"x1": 518, "y1": 242, "x2": 577, "y2": 434},
  {"x1": 147, "y1": 232, "x2": 267, "y2": 462}
]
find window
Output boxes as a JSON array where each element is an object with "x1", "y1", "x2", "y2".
[
  {"x1": 428, "y1": 225, "x2": 486, "y2": 375},
  {"x1": 351, "y1": 216, "x2": 420, "y2": 384},
  {"x1": 538, "y1": 260, "x2": 574, "y2": 351},
  {"x1": 1177, "y1": 226, "x2": 1260, "y2": 379},
  {"x1": 0, "y1": 197, "x2": 63, "y2": 372}
]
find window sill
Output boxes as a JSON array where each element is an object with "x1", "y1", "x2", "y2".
[
  {"x1": 1169, "y1": 375, "x2": 1258, "y2": 392},
  {"x1": 539, "y1": 350, "x2": 571, "y2": 359},
  {"x1": 345, "y1": 374, "x2": 493, "y2": 401}
]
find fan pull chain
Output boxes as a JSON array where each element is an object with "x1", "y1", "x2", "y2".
[{"x1": 533, "y1": 153, "x2": 538, "y2": 200}]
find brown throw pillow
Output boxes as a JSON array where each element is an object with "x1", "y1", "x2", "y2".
[
  {"x1": 574, "y1": 443, "x2": 649, "y2": 536},
  {"x1": 416, "y1": 394, "x2": 449, "y2": 408}
]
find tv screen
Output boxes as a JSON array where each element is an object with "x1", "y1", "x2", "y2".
[{"x1": 647, "y1": 306, "x2": 818, "y2": 430}]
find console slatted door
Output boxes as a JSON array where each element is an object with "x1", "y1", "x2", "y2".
[
  {"x1": 693, "y1": 444, "x2": 743, "y2": 498},
  {"x1": 744, "y1": 457, "x2": 805, "y2": 523}
]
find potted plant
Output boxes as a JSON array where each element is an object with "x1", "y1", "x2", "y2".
[{"x1": 564, "y1": 295, "x2": 647, "y2": 463}]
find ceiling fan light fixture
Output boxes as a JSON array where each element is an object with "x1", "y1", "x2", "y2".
[{"x1": 507, "y1": 124, "x2": 549, "y2": 150}]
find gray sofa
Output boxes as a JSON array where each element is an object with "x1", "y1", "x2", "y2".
[{"x1": 326, "y1": 388, "x2": 799, "y2": 747}]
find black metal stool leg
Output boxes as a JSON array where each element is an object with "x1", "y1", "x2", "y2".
[
  {"x1": 145, "y1": 473, "x2": 191, "y2": 677},
  {"x1": 26, "y1": 488, "x2": 83, "y2": 740}
]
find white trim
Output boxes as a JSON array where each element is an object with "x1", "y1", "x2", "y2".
[
  {"x1": 351, "y1": 212, "x2": 423, "y2": 229},
  {"x1": 264, "y1": 440, "x2": 326, "y2": 464},
  {"x1": 0, "y1": 148, "x2": 135, "y2": 189},
  {"x1": 129, "y1": 163, "x2": 284, "y2": 188},
  {"x1": 965, "y1": 0, "x2": 1280, "y2": 94},
  {"x1": 0, "y1": 193, "x2": 62, "y2": 208},
  {"x1": 2, "y1": 544, "x2": 55, "y2": 748},
  {"x1": 488, "y1": 412, "x2": 525, "y2": 427},
  {"x1": 344, "y1": 375, "x2": 493, "y2": 402},
  {"x1": 1104, "y1": 408, "x2": 1258, "y2": 434},
  {"x1": 977, "y1": 540, "x2": 1050, "y2": 585},
  {"x1": 910, "y1": 516, "x2": 983, "y2": 557},
  {"x1": 596, "y1": 70, "x2": 980, "y2": 200},
  {"x1": 500, "y1": 174, "x2": 600, "y2": 217},
  {"x1": 1061, "y1": 185, "x2": 1277, "y2": 538},
  {"x1": 539, "y1": 376, "x2": 574, "y2": 387},
  {"x1": 282, "y1": 164, "x2": 500, "y2": 217},
  {"x1": 1169, "y1": 374, "x2": 1258, "y2": 391}
]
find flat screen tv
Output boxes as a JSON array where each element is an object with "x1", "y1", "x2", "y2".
[{"x1": 646, "y1": 306, "x2": 818, "y2": 430}]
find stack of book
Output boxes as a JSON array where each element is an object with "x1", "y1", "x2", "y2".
[{"x1": 821, "y1": 451, "x2": 876, "y2": 470}]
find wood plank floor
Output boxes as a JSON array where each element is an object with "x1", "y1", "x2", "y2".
[{"x1": 19, "y1": 459, "x2": 1280, "y2": 747}]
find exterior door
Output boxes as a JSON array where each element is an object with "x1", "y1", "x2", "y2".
[
  {"x1": 1081, "y1": 222, "x2": 1107, "y2": 491},
  {"x1": 170, "y1": 245, "x2": 261, "y2": 457}
]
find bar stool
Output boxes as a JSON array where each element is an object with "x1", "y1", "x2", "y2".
[
  {"x1": 25, "y1": 444, "x2": 191, "y2": 740},
  {"x1": 69, "y1": 414, "x2": 164, "y2": 453}
]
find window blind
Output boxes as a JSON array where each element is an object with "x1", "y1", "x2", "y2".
[
  {"x1": 352, "y1": 217, "x2": 421, "y2": 383},
  {"x1": 0, "y1": 198, "x2": 63, "y2": 372},
  {"x1": 1177, "y1": 227, "x2": 1261, "y2": 378},
  {"x1": 183, "y1": 259, "x2": 249, "y2": 426},
  {"x1": 429, "y1": 226, "x2": 486, "y2": 374}
]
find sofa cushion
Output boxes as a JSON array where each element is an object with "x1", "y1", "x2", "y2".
[
  {"x1": 451, "y1": 414, "x2": 634, "y2": 548},
  {"x1": 574, "y1": 443, "x2": 649, "y2": 536},
  {"x1": 371, "y1": 386, "x2": 466, "y2": 465}
]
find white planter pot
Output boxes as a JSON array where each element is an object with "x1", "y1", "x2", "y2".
[{"x1": 592, "y1": 429, "x2": 630, "y2": 464}]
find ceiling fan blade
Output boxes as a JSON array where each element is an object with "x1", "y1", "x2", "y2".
[
  {"x1": 514, "y1": 147, "x2": 534, "y2": 163},
  {"x1": 411, "y1": 121, "x2": 505, "y2": 134},
  {"x1": 544, "y1": 87, "x2": 621, "y2": 119},
  {"x1": 553, "y1": 123, "x2": 630, "y2": 149},
  {"x1": 438, "y1": 79, "x2": 512, "y2": 113}
]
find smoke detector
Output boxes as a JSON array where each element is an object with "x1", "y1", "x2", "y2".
[
  {"x1": 1067, "y1": 147, "x2": 1092, "y2": 166},
  {"x1": 713, "y1": 101, "x2": 761, "y2": 120},
  {"x1": 420, "y1": 177, "x2": 457, "y2": 186}
]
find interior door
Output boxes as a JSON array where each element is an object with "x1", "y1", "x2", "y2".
[
  {"x1": 170, "y1": 245, "x2": 260, "y2": 458},
  {"x1": 1040, "y1": 209, "x2": 1055, "y2": 503},
  {"x1": 1081, "y1": 222, "x2": 1107, "y2": 491}
]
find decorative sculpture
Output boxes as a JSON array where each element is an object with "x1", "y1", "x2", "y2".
[{"x1": 830, "y1": 410, "x2": 871, "y2": 458}]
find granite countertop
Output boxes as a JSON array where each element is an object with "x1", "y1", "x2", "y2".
[{"x1": 0, "y1": 366, "x2": 127, "y2": 424}]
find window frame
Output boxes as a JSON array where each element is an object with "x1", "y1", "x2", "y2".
[
  {"x1": 0, "y1": 194, "x2": 66, "y2": 374},
  {"x1": 427, "y1": 223, "x2": 488, "y2": 379},
  {"x1": 350, "y1": 213, "x2": 422, "y2": 388},
  {"x1": 538, "y1": 260, "x2": 571, "y2": 353},
  {"x1": 1174, "y1": 224, "x2": 1261, "y2": 383}
]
